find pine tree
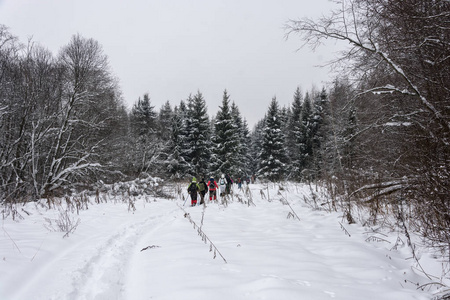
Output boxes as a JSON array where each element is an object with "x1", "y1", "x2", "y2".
[
  {"x1": 130, "y1": 93, "x2": 157, "y2": 137},
  {"x1": 212, "y1": 90, "x2": 240, "y2": 176},
  {"x1": 129, "y1": 93, "x2": 159, "y2": 175},
  {"x1": 240, "y1": 118, "x2": 253, "y2": 178},
  {"x1": 231, "y1": 102, "x2": 251, "y2": 177},
  {"x1": 258, "y1": 97, "x2": 288, "y2": 181},
  {"x1": 165, "y1": 101, "x2": 190, "y2": 179},
  {"x1": 249, "y1": 118, "x2": 265, "y2": 179},
  {"x1": 286, "y1": 87, "x2": 303, "y2": 180},
  {"x1": 310, "y1": 87, "x2": 329, "y2": 178},
  {"x1": 157, "y1": 101, "x2": 173, "y2": 141},
  {"x1": 186, "y1": 91, "x2": 211, "y2": 177},
  {"x1": 299, "y1": 92, "x2": 314, "y2": 180}
]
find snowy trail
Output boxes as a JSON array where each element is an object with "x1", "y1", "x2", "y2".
[
  {"x1": 0, "y1": 184, "x2": 437, "y2": 299},
  {"x1": 68, "y1": 208, "x2": 178, "y2": 300},
  {"x1": 1, "y1": 201, "x2": 180, "y2": 300}
]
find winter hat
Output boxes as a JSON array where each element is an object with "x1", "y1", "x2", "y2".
[
  {"x1": 221, "y1": 174, "x2": 225, "y2": 178},
  {"x1": 192, "y1": 177, "x2": 197, "y2": 183}
]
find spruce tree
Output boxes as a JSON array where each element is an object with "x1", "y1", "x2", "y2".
[
  {"x1": 311, "y1": 87, "x2": 329, "y2": 178},
  {"x1": 240, "y1": 118, "x2": 253, "y2": 178},
  {"x1": 286, "y1": 87, "x2": 303, "y2": 180},
  {"x1": 157, "y1": 101, "x2": 173, "y2": 142},
  {"x1": 129, "y1": 93, "x2": 158, "y2": 175},
  {"x1": 186, "y1": 91, "x2": 211, "y2": 177},
  {"x1": 258, "y1": 97, "x2": 287, "y2": 181},
  {"x1": 153, "y1": 101, "x2": 173, "y2": 176},
  {"x1": 231, "y1": 102, "x2": 251, "y2": 177},
  {"x1": 249, "y1": 118, "x2": 265, "y2": 179},
  {"x1": 299, "y1": 92, "x2": 314, "y2": 179},
  {"x1": 212, "y1": 90, "x2": 240, "y2": 176},
  {"x1": 165, "y1": 101, "x2": 190, "y2": 179}
]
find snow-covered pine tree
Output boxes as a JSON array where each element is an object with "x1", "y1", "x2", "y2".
[
  {"x1": 299, "y1": 92, "x2": 314, "y2": 180},
  {"x1": 129, "y1": 93, "x2": 159, "y2": 175},
  {"x1": 165, "y1": 101, "x2": 190, "y2": 179},
  {"x1": 186, "y1": 91, "x2": 211, "y2": 177},
  {"x1": 240, "y1": 118, "x2": 253, "y2": 177},
  {"x1": 310, "y1": 87, "x2": 330, "y2": 178},
  {"x1": 258, "y1": 97, "x2": 288, "y2": 181},
  {"x1": 157, "y1": 101, "x2": 173, "y2": 142},
  {"x1": 151, "y1": 101, "x2": 174, "y2": 176},
  {"x1": 231, "y1": 102, "x2": 251, "y2": 177},
  {"x1": 286, "y1": 87, "x2": 303, "y2": 180},
  {"x1": 212, "y1": 90, "x2": 240, "y2": 176},
  {"x1": 249, "y1": 118, "x2": 265, "y2": 179}
]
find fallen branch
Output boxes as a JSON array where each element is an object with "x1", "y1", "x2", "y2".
[{"x1": 140, "y1": 245, "x2": 161, "y2": 252}]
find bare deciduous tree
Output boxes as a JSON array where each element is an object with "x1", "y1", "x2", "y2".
[{"x1": 287, "y1": 0, "x2": 450, "y2": 264}]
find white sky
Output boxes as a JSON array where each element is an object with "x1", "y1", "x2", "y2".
[{"x1": 0, "y1": 0, "x2": 340, "y2": 127}]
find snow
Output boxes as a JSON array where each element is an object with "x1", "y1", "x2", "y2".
[{"x1": 0, "y1": 182, "x2": 445, "y2": 300}]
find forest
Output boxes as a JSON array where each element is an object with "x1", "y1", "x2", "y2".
[{"x1": 1, "y1": 0, "x2": 449, "y2": 278}]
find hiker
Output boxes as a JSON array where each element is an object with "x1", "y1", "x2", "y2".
[
  {"x1": 219, "y1": 174, "x2": 227, "y2": 196},
  {"x1": 237, "y1": 177, "x2": 242, "y2": 189},
  {"x1": 198, "y1": 178, "x2": 207, "y2": 204},
  {"x1": 207, "y1": 177, "x2": 219, "y2": 201},
  {"x1": 225, "y1": 174, "x2": 233, "y2": 195},
  {"x1": 187, "y1": 177, "x2": 199, "y2": 206}
]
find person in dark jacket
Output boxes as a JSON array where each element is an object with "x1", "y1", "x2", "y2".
[
  {"x1": 207, "y1": 177, "x2": 219, "y2": 201},
  {"x1": 187, "y1": 177, "x2": 199, "y2": 206},
  {"x1": 197, "y1": 178, "x2": 207, "y2": 205},
  {"x1": 225, "y1": 174, "x2": 233, "y2": 195}
]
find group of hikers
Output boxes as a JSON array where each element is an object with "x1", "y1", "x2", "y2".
[{"x1": 186, "y1": 174, "x2": 250, "y2": 206}]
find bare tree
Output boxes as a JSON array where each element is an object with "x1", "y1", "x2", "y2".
[
  {"x1": 0, "y1": 30, "x2": 124, "y2": 202},
  {"x1": 286, "y1": 0, "x2": 450, "y2": 263},
  {"x1": 38, "y1": 34, "x2": 120, "y2": 196}
]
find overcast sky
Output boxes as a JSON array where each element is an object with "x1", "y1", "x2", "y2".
[{"x1": 0, "y1": 0, "x2": 340, "y2": 127}]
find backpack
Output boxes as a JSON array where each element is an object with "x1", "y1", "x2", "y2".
[
  {"x1": 219, "y1": 178, "x2": 226, "y2": 185},
  {"x1": 198, "y1": 182, "x2": 206, "y2": 192},
  {"x1": 209, "y1": 180, "x2": 215, "y2": 189},
  {"x1": 188, "y1": 183, "x2": 197, "y2": 192}
]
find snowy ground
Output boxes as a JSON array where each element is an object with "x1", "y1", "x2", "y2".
[{"x1": 0, "y1": 182, "x2": 447, "y2": 299}]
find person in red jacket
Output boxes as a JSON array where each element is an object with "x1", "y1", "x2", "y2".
[{"x1": 207, "y1": 177, "x2": 219, "y2": 201}]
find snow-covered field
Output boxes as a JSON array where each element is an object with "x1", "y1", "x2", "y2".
[{"x1": 0, "y1": 182, "x2": 446, "y2": 299}]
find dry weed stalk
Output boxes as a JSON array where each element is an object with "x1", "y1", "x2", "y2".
[
  {"x1": 177, "y1": 203, "x2": 227, "y2": 263},
  {"x1": 277, "y1": 191, "x2": 301, "y2": 221},
  {"x1": 243, "y1": 185, "x2": 255, "y2": 207},
  {"x1": 44, "y1": 207, "x2": 81, "y2": 238},
  {"x1": 339, "y1": 222, "x2": 351, "y2": 237}
]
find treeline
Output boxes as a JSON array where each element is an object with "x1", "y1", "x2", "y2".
[{"x1": 0, "y1": 24, "x2": 329, "y2": 202}]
